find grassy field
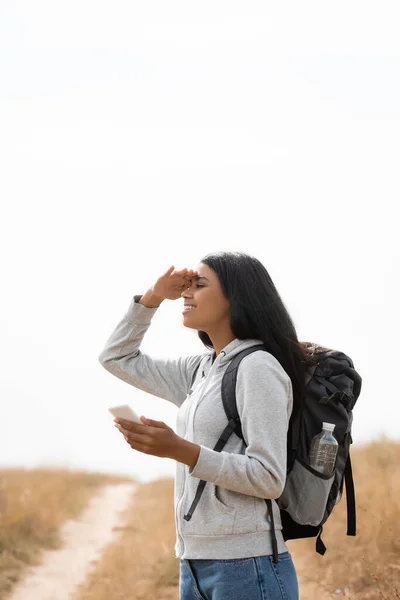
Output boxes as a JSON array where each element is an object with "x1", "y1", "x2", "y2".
[
  {"x1": 1, "y1": 439, "x2": 399, "y2": 600},
  {"x1": 0, "y1": 467, "x2": 133, "y2": 599},
  {"x1": 75, "y1": 438, "x2": 400, "y2": 600}
]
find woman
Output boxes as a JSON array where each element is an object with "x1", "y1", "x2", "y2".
[{"x1": 99, "y1": 251, "x2": 309, "y2": 600}]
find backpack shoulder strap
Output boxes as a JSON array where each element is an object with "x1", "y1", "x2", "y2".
[{"x1": 220, "y1": 345, "x2": 265, "y2": 443}]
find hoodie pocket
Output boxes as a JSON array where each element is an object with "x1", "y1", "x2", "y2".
[
  {"x1": 215, "y1": 485, "x2": 259, "y2": 534},
  {"x1": 182, "y1": 483, "x2": 236, "y2": 536},
  {"x1": 212, "y1": 484, "x2": 236, "y2": 516}
]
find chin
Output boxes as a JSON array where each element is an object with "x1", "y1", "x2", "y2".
[
  {"x1": 183, "y1": 315, "x2": 201, "y2": 330},
  {"x1": 183, "y1": 321, "x2": 198, "y2": 330}
]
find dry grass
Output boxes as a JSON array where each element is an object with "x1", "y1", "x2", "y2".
[
  {"x1": 76, "y1": 439, "x2": 400, "y2": 600},
  {"x1": 75, "y1": 477, "x2": 179, "y2": 600},
  {"x1": 0, "y1": 467, "x2": 133, "y2": 599},
  {"x1": 288, "y1": 436, "x2": 400, "y2": 599},
  {"x1": 2, "y1": 439, "x2": 399, "y2": 600}
]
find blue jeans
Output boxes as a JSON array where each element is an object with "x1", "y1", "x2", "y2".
[{"x1": 179, "y1": 552, "x2": 299, "y2": 600}]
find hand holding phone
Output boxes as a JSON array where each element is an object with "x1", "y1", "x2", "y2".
[{"x1": 108, "y1": 404, "x2": 142, "y2": 424}]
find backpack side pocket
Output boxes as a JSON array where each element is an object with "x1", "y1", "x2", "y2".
[{"x1": 277, "y1": 458, "x2": 335, "y2": 527}]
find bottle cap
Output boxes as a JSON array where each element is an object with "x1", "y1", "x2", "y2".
[{"x1": 323, "y1": 422, "x2": 335, "y2": 431}]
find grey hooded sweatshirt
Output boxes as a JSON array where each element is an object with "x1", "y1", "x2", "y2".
[{"x1": 98, "y1": 295, "x2": 293, "y2": 560}]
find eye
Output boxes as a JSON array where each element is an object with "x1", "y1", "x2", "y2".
[{"x1": 196, "y1": 284, "x2": 204, "y2": 288}]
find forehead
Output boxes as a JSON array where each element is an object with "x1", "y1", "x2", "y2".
[{"x1": 195, "y1": 263, "x2": 215, "y2": 280}]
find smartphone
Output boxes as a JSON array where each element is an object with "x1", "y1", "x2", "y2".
[{"x1": 108, "y1": 404, "x2": 142, "y2": 424}]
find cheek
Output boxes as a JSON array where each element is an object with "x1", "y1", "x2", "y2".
[
  {"x1": 201, "y1": 295, "x2": 229, "y2": 320},
  {"x1": 220, "y1": 302, "x2": 231, "y2": 320}
]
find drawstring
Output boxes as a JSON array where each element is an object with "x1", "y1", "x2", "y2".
[{"x1": 266, "y1": 499, "x2": 279, "y2": 563}]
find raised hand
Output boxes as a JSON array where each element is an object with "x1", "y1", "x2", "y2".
[{"x1": 152, "y1": 265, "x2": 199, "y2": 301}]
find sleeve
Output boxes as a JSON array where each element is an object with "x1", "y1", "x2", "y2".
[
  {"x1": 188, "y1": 352, "x2": 293, "y2": 499},
  {"x1": 98, "y1": 295, "x2": 207, "y2": 408}
]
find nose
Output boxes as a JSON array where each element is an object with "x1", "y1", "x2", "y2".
[{"x1": 181, "y1": 281, "x2": 193, "y2": 298}]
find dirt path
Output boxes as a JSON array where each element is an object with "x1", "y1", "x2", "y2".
[
  {"x1": 7, "y1": 482, "x2": 137, "y2": 600},
  {"x1": 293, "y1": 552, "x2": 337, "y2": 599},
  {"x1": 7, "y1": 480, "x2": 337, "y2": 600}
]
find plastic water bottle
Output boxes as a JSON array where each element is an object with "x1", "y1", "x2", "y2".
[{"x1": 309, "y1": 422, "x2": 338, "y2": 476}]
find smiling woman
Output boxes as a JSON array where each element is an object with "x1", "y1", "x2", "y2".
[
  {"x1": 181, "y1": 266, "x2": 234, "y2": 357},
  {"x1": 98, "y1": 251, "x2": 313, "y2": 600}
]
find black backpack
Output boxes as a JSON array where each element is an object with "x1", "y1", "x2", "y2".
[{"x1": 184, "y1": 344, "x2": 362, "y2": 563}]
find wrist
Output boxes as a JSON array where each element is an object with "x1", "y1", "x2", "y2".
[
  {"x1": 173, "y1": 437, "x2": 200, "y2": 468},
  {"x1": 138, "y1": 289, "x2": 164, "y2": 308}
]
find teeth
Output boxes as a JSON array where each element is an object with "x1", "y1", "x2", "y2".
[{"x1": 184, "y1": 306, "x2": 196, "y2": 310}]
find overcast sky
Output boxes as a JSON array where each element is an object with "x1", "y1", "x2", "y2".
[{"x1": 1, "y1": 1, "x2": 399, "y2": 483}]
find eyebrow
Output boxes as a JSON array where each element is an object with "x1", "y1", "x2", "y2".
[{"x1": 194, "y1": 276, "x2": 210, "y2": 282}]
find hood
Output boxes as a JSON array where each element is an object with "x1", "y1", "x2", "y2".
[{"x1": 203, "y1": 338, "x2": 265, "y2": 376}]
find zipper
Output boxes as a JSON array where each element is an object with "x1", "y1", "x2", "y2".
[
  {"x1": 187, "y1": 350, "x2": 225, "y2": 440},
  {"x1": 175, "y1": 351, "x2": 226, "y2": 555},
  {"x1": 184, "y1": 351, "x2": 223, "y2": 442},
  {"x1": 174, "y1": 461, "x2": 186, "y2": 555},
  {"x1": 174, "y1": 374, "x2": 206, "y2": 556},
  {"x1": 174, "y1": 370, "x2": 208, "y2": 556}
]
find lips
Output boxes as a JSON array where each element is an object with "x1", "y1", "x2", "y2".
[{"x1": 183, "y1": 304, "x2": 196, "y2": 312}]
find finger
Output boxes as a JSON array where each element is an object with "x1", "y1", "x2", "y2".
[
  {"x1": 164, "y1": 265, "x2": 175, "y2": 276},
  {"x1": 116, "y1": 424, "x2": 149, "y2": 442},
  {"x1": 115, "y1": 423, "x2": 130, "y2": 436},
  {"x1": 117, "y1": 428, "x2": 152, "y2": 449},
  {"x1": 115, "y1": 419, "x2": 146, "y2": 432},
  {"x1": 123, "y1": 431, "x2": 150, "y2": 446},
  {"x1": 183, "y1": 271, "x2": 198, "y2": 283},
  {"x1": 126, "y1": 439, "x2": 151, "y2": 454},
  {"x1": 140, "y1": 416, "x2": 167, "y2": 429},
  {"x1": 172, "y1": 268, "x2": 189, "y2": 276}
]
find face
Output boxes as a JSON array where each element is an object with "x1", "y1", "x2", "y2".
[{"x1": 181, "y1": 263, "x2": 231, "y2": 333}]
